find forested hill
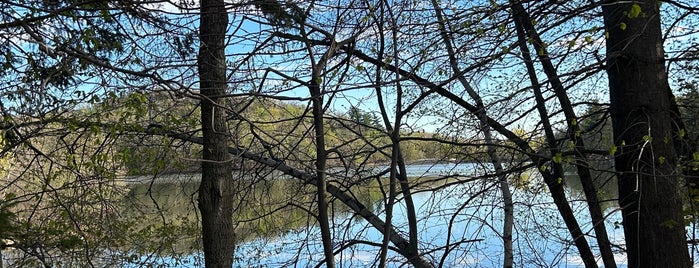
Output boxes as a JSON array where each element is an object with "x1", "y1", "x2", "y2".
[{"x1": 115, "y1": 93, "x2": 484, "y2": 175}]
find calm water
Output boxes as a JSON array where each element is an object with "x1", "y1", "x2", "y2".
[
  {"x1": 128, "y1": 163, "x2": 631, "y2": 267},
  {"x1": 2, "y1": 163, "x2": 667, "y2": 267}
]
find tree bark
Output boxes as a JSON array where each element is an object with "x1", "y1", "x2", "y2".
[
  {"x1": 309, "y1": 71, "x2": 335, "y2": 268},
  {"x1": 510, "y1": 2, "x2": 616, "y2": 267},
  {"x1": 198, "y1": 0, "x2": 235, "y2": 267},
  {"x1": 602, "y1": 1, "x2": 690, "y2": 267},
  {"x1": 147, "y1": 123, "x2": 436, "y2": 267}
]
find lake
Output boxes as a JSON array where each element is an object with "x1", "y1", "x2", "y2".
[
  {"x1": 230, "y1": 168, "x2": 627, "y2": 267},
  {"x1": 0, "y1": 162, "x2": 679, "y2": 267},
  {"x1": 122, "y1": 163, "x2": 632, "y2": 267}
]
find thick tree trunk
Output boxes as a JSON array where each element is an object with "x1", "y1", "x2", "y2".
[
  {"x1": 602, "y1": 1, "x2": 690, "y2": 267},
  {"x1": 149, "y1": 125, "x2": 436, "y2": 267},
  {"x1": 198, "y1": 0, "x2": 235, "y2": 267}
]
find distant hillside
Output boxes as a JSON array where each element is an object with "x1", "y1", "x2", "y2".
[{"x1": 111, "y1": 92, "x2": 483, "y2": 175}]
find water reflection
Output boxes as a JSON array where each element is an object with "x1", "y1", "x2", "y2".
[
  {"x1": 231, "y1": 167, "x2": 626, "y2": 267},
  {"x1": 2, "y1": 163, "x2": 633, "y2": 267},
  {"x1": 120, "y1": 163, "x2": 629, "y2": 267}
]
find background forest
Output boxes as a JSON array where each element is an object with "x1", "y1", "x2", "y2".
[{"x1": 1, "y1": 0, "x2": 698, "y2": 267}]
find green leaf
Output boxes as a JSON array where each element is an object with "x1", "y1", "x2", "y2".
[
  {"x1": 658, "y1": 156, "x2": 666, "y2": 164},
  {"x1": 628, "y1": 4, "x2": 642, "y2": 18},
  {"x1": 609, "y1": 145, "x2": 617, "y2": 156},
  {"x1": 553, "y1": 153, "x2": 563, "y2": 164},
  {"x1": 620, "y1": 22, "x2": 627, "y2": 31},
  {"x1": 89, "y1": 125, "x2": 101, "y2": 135}
]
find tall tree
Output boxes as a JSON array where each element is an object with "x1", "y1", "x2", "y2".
[
  {"x1": 429, "y1": 1, "x2": 514, "y2": 266},
  {"x1": 603, "y1": 1, "x2": 691, "y2": 267},
  {"x1": 3, "y1": 0, "x2": 699, "y2": 267},
  {"x1": 510, "y1": 2, "x2": 616, "y2": 266},
  {"x1": 198, "y1": 0, "x2": 235, "y2": 267}
]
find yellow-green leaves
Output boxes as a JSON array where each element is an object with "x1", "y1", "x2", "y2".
[
  {"x1": 609, "y1": 145, "x2": 617, "y2": 156},
  {"x1": 620, "y1": 22, "x2": 627, "y2": 31},
  {"x1": 501, "y1": 46, "x2": 510, "y2": 54},
  {"x1": 628, "y1": 4, "x2": 643, "y2": 18},
  {"x1": 553, "y1": 152, "x2": 563, "y2": 164},
  {"x1": 361, "y1": 15, "x2": 369, "y2": 24}
]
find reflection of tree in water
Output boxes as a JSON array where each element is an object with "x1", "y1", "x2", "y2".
[
  {"x1": 564, "y1": 165, "x2": 619, "y2": 212},
  {"x1": 555, "y1": 105, "x2": 619, "y2": 211},
  {"x1": 122, "y1": 170, "x2": 386, "y2": 260}
]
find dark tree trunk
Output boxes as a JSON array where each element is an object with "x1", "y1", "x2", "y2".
[
  {"x1": 198, "y1": 0, "x2": 235, "y2": 267},
  {"x1": 510, "y1": 2, "x2": 616, "y2": 267},
  {"x1": 511, "y1": 8, "x2": 599, "y2": 266},
  {"x1": 602, "y1": 1, "x2": 690, "y2": 267},
  {"x1": 309, "y1": 77, "x2": 335, "y2": 268}
]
